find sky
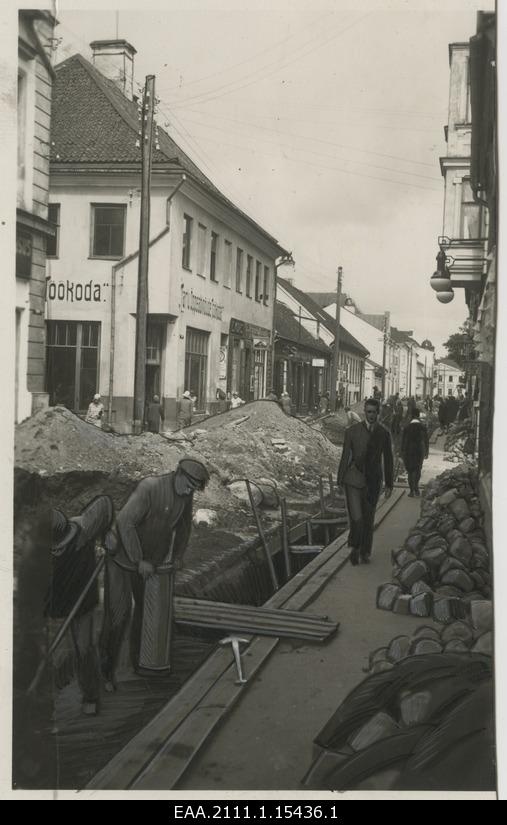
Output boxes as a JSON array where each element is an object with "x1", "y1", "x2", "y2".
[{"x1": 26, "y1": 0, "x2": 498, "y2": 354}]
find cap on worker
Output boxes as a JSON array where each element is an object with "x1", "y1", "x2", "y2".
[
  {"x1": 178, "y1": 458, "x2": 210, "y2": 489},
  {"x1": 52, "y1": 508, "x2": 79, "y2": 552},
  {"x1": 93, "y1": 393, "x2": 101, "y2": 401},
  {"x1": 232, "y1": 391, "x2": 238, "y2": 396},
  {"x1": 183, "y1": 390, "x2": 191, "y2": 398}
]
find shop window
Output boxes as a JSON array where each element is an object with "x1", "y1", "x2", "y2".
[
  {"x1": 91, "y1": 205, "x2": 126, "y2": 258},
  {"x1": 146, "y1": 321, "x2": 165, "y2": 401},
  {"x1": 236, "y1": 248, "x2": 243, "y2": 293},
  {"x1": 184, "y1": 327, "x2": 209, "y2": 411},
  {"x1": 46, "y1": 204, "x2": 60, "y2": 258},
  {"x1": 46, "y1": 321, "x2": 100, "y2": 411}
]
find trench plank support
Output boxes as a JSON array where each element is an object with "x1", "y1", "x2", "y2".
[{"x1": 86, "y1": 489, "x2": 404, "y2": 791}]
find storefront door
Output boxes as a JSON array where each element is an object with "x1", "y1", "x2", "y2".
[{"x1": 184, "y1": 327, "x2": 209, "y2": 411}]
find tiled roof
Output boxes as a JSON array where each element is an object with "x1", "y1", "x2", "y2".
[
  {"x1": 390, "y1": 326, "x2": 418, "y2": 345},
  {"x1": 306, "y1": 291, "x2": 355, "y2": 310},
  {"x1": 277, "y1": 278, "x2": 369, "y2": 357},
  {"x1": 275, "y1": 302, "x2": 331, "y2": 355},
  {"x1": 50, "y1": 54, "x2": 285, "y2": 248}
]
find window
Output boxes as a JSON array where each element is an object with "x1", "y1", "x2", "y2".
[
  {"x1": 235, "y1": 248, "x2": 243, "y2": 293},
  {"x1": 184, "y1": 327, "x2": 209, "y2": 411},
  {"x1": 246, "y1": 255, "x2": 253, "y2": 297},
  {"x1": 263, "y1": 266, "x2": 270, "y2": 305},
  {"x1": 460, "y1": 179, "x2": 482, "y2": 239},
  {"x1": 91, "y1": 205, "x2": 126, "y2": 258},
  {"x1": 438, "y1": 374, "x2": 443, "y2": 382},
  {"x1": 210, "y1": 231, "x2": 219, "y2": 282},
  {"x1": 197, "y1": 223, "x2": 207, "y2": 276},
  {"x1": 46, "y1": 321, "x2": 100, "y2": 411},
  {"x1": 182, "y1": 214, "x2": 193, "y2": 269},
  {"x1": 46, "y1": 204, "x2": 60, "y2": 258},
  {"x1": 448, "y1": 375, "x2": 453, "y2": 383},
  {"x1": 224, "y1": 240, "x2": 233, "y2": 288},
  {"x1": 255, "y1": 260, "x2": 262, "y2": 302}
]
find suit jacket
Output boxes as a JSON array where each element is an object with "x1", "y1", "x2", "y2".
[
  {"x1": 401, "y1": 420, "x2": 429, "y2": 470},
  {"x1": 337, "y1": 421, "x2": 394, "y2": 490},
  {"x1": 114, "y1": 473, "x2": 193, "y2": 569}
]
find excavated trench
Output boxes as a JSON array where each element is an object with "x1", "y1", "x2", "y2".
[{"x1": 13, "y1": 466, "x2": 345, "y2": 790}]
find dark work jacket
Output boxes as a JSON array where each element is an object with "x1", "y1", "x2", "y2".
[
  {"x1": 45, "y1": 533, "x2": 98, "y2": 619},
  {"x1": 401, "y1": 421, "x2": 429, "y2": 471},
  {"x1": 114, "y1": 473, "x2": 193, "y2": 569},
  {"x1": 337, "y1": 421, "x2": 394, "y2": 491},
  {"x1": 145, "y1": 402, "x2": 164, "y2": 433}
]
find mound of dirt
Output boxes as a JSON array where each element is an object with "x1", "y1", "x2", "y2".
[{"x1": 14, "y1": 402, "x2": 341, "y2": 536}]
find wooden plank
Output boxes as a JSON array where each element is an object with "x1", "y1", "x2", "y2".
[
  {"x1": 174, "y1": 598, "x2": 331, "y2": 624},
  {"x1": 88, "y1": 490, "x2": 404, "y2": 790}
]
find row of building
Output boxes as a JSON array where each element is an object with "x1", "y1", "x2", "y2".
[
  {"x1": 16, "y1": 12, "x2": 448, "y2": 432},
  {"x1": 429, "y1": 11, "x2": 496, "y2": 540}
]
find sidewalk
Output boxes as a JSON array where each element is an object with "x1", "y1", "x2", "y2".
[{"x1": 174, "y1": 440, "x2": 448, "y2": 791}]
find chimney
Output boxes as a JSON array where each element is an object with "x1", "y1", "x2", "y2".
[
  {"x1": 285, "y1": 277, "x2": 295, "y2": 286},
  {"x1": 90, "y1": 39, "x2": 137, "y2": 99}
]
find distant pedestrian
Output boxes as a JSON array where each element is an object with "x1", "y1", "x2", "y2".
[
  {"x1": 145, "y1": 394, "x2": 165, "y2": 434},
  {"x1": 318, "y1": 392, "x2": 330, "y2": 414},
  {"x1": 401, "y1": 408, "x2": 429, "y2": 497},
  {"x1": 392, "y1": 396, "x2": 404, "y2": 435},
  {"x1": 438, "y1": 396, "x2": 449, "y2": 433},
  {"x1": 337, "y1": 398, "x2": 393, "y2": 565},
  {"x1": 85, "y1": 393, "x2": 104, "y2": 428},
  {"x1": 230, "y1": 391, "x2": 245, "y2": 409},
  {"x1": 447, "y1": 394, "x2": 459, "y2": 425},
  {"x1": 280, "y1": 392, "x2": 292, "y2": 415},
  {"x1": 458, "y1": 392, "x2": 471, "y2": 422},
  {"x1": 344, "y1": 406, "x2": 361, "y2": 426},
  {"x1": 406, "y1": 396, "x2": 418, "y2": 421},
  {"x1": 178, "y1": 390, "x2": 193, "y2": 429}
]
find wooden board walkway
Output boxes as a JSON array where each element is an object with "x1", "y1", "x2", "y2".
[{"x1": 86, "y1": 489, "x2": 404, "y2": 791}]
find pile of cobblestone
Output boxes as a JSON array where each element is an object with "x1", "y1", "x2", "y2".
[
  {"x1": 377, "y1": 465, "x2": 491, "y2": 622},
  {"x1": 367, "y1": 600, "x2": 492, "y2": 675}
]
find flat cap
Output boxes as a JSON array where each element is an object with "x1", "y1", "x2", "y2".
[{"x1": 178, "y1": 458, "x2": 210, "y2": 487}]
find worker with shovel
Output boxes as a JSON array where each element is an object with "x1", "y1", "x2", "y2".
[{"x1": 99, "y1": 459, "x2": 210, "y2": 688}]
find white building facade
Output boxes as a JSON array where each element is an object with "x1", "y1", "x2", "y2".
[{"x1": 48, "y1": 45, "x2": 285, "y2": 431}]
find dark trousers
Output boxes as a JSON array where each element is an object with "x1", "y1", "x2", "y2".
[
  {"x1": 345, "y1": 481, "x2": 381, "y2": 559},
  {"x1": 407, "y1": 465, "x2": 423, "y2": 493},
  {"x1": 69, "y1": 612, "x2": 101, "y2": 703}
]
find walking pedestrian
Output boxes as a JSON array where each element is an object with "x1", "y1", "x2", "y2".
[
  {"x1": 85, "y1": 393, "x2": 105, "y2": 428},
  {"x1": 337, "y1": 398, "x2": 394, "y2": 565},
  {"x1": 99, "y1": 459, "x2": 209, "y2": 686},
  {"x1": 401, "y1": 408, "x2": 429, "y2": 497},
  {"x1": 392, "y1": 396, "x2": 404, "y2": 435},
  {"x1": 145, "y1": 394, "x2": 165, "y2": 434},
  {"x1": 438, "y1": 396, "x2": 449, "y2": 433},
  {"x1": 178, "y1": 390, "x2": 193, "y2": 429}
]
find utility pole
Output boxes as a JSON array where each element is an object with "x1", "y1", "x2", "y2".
[
  {"x1": 381, "y1": 312, "x2": 388, "y2": 400},
  {"x1": 329, "y1": 266, "x2": 343, "y2": 410},
  {"x1": 133, "y1": 75, "x2": 156, "y2": 433}
]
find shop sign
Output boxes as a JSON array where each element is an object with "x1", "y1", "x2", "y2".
[
  {"x1": 230, "y1": 318, "x2": 246, "y2": 336},
  {"x1": 181, "y1": 286, "x2": 223, "y2": 320},
  {"x1": 312, "y1": 358, "x2": 325, "y2": 367},
  {"x1": 47, "y1": 279, "x2": 105, "y2": 302},
  {"x1": 253, "y1": 338, "x2": 269, "y2": 349},
  {"x1": 16, "y1": 231, "x2": 32, "y2": 280}
]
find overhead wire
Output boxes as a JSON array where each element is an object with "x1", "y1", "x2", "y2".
[{"x1": 166, "y1": 12, "x2": 373, "y2": 109}]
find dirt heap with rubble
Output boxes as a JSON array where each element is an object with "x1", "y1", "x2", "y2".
[{"x1": 14, "y1": 400, "x2": 341, "y2": 576}]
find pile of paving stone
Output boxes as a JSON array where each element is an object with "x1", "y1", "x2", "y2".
[
  {"x1": 303, "y1": 650, "x2": 494, "y2": 791},
  {"x1": 367, "y1": 599, "x2": 492, "y2": 675},
  {"x1": 377, "y1": 465, "x2": 491, "y2": 622}
]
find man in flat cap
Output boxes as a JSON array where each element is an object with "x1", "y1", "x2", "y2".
[{"x1": 100, "y1": 458, "x2": 209, "y2": 687}]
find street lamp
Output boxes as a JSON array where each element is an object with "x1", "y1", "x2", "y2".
[
  {"x1": 430, "y1": 249, "x2": 454, "y2": 303},
  {"x1": 272, "y1": 252, "x2": 295, "y2": 393}
]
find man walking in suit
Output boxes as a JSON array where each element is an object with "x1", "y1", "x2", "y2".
[{"x1": 337, "y1": 398, "x2": 394, "y2": 565}]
